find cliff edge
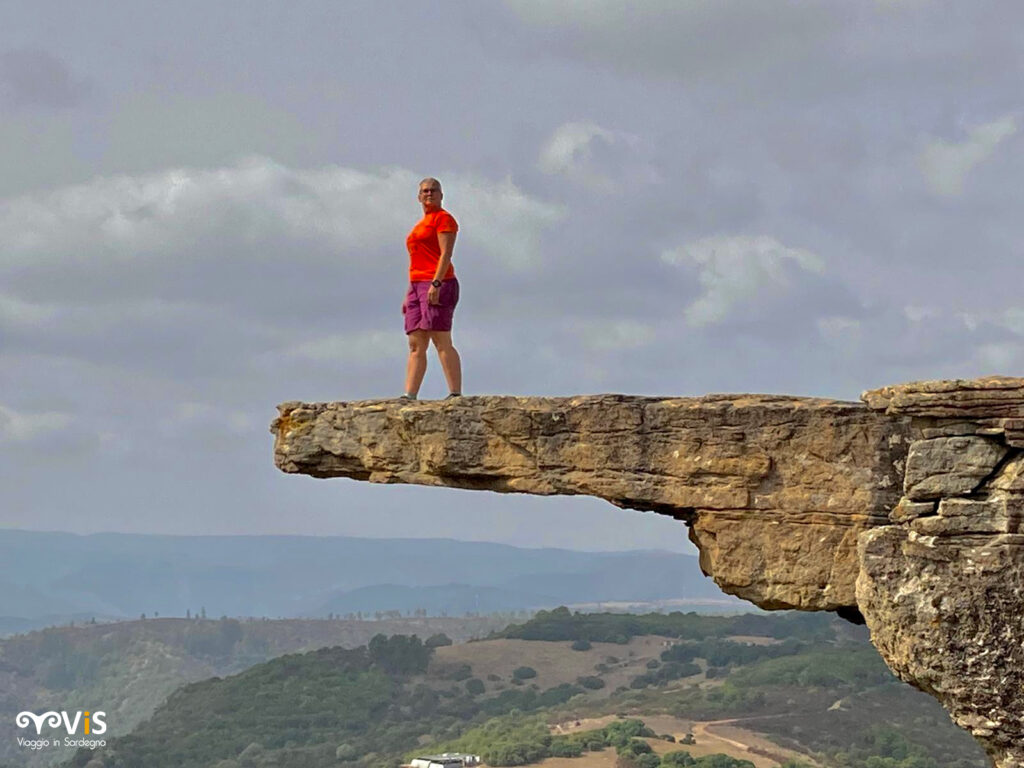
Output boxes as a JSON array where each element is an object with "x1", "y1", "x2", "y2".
[{"x1": 271, "y1": 376, "x2": 1024, "y2": 767}]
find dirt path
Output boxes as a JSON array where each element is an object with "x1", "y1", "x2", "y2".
[
  {"x1": 691, "y1": 719, "x2": 755, "y2": 753},
  {"x1": 548, "y1": 714, "x2": 815, "y2": 768},
  {"x1": 692, "y1": 716, "x2": 819, "y2": 767}
]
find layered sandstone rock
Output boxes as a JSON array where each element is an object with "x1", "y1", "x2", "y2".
[
  {"x1": 273, "y1": 394, "x2": 908, "y2": 610},
  {"x1": 857, "y1": 377, "x2": 1024, "y2": 768},
  {"x1": 271, "y1": 376, "x2": 1024, "y2": 767}
]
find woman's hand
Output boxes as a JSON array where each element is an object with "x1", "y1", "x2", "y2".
[{"x1": 427, "y1": 285, "x2": 440, "y2": 305}]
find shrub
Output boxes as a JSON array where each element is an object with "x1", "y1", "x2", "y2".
[
  {"x1": 537, "y1": 683, "x2": 584, "y2": 707},
  {"x1": 603, "y1": 720, "x2": 656, "y2": 748},
  {"x1": 662, "y1": 751, "x2": 696, "y2": 767},
  {"x1": 435, "y1": 661, "x2": 474, "y2": 681},
  {"x1": 336, "y1": 743, "x2": 358, "y2": 761},
  {"x1": 661, "y1": 644, "x2": 699, "y2": 664},
  {"x1": 577, "y1": 675, "x2": 606, "y2": 690},
  {"x1": 571, "y1": 639, "x2": 592, "y2": 651},
  {"x1": 425, "y1": 633, "x2": 454, "y2": 648},
  {"x1": 549, "y1": 739, "x2": 584, "y2": 757},
  {"x1": 630, "y1": 674, "x2": 654, "y2": 689},
  {"x1": 692, "y1": 756, "x2": 754, "y2": 768},
  {"x1": 617, "y1": 738, "x2": 653, "y2": 757},
  {"x1": 512, "y1": 666, "x2": 538, "y2": 680},
  {"x1": 646, "y1": 659, "x2": 661, "y2": 669},
  {"x1": 466, "y1": 678, "x2": 486, "y2": 696},
  {"x1": 368, "y1": 633, "x2": 432, "y2": 674}
]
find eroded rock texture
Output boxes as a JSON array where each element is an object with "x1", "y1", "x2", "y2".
[
  {"x1": 858, "y1": 377, "x2": 1024, "y2": 768},
  {"x1": 273, "y1": 394, "x2": 907, "y2": 610},
  {"x1": 271, "y1": 376, "x2": 1024, "y2": 766}
]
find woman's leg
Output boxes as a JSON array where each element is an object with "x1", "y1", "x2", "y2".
[
  {"x1": 405, "y1": 330, "x2": 429, "y2": 396},
  {"x1": 429, "y1": 331, "x2": 462, "y2": 395}
]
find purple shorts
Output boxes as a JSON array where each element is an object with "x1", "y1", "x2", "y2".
[{"x1": 403, "y1": 278, "x2": 459, "y2": 334}]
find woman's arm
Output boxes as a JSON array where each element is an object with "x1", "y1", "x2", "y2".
[{"x1": 428, "y1": 230, "x2": 457, "y2": 305}]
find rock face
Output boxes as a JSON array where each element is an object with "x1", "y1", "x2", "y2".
[
  {"x1": 857, "y1": 378, "x2": 1024, "y2": 768},
  {"x1": 271, "y1": 376, "x2": 1024, "y2": 767}
]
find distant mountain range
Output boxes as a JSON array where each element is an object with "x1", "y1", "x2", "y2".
[{"x1": 0, "y1": 529, "x2": 739, "y2": 632}]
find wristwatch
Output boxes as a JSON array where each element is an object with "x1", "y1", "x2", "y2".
[{"x1": 431, "y1": 279, "x2": 442, "y2": 288}]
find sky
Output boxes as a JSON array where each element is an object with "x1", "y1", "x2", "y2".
[{"x1": 0, "y1": 1, "x2": 1021, "y2": 553}]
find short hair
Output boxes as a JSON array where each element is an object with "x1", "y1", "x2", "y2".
[{"x1": 419, "y1": 177, "x2": 442, "y2": 191}]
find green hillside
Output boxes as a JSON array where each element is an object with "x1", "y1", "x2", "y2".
[
  {"x1": 0, "y1": 615, "x2": 508, "y2": 768},
  {"x1": 56, "y1": 610, "x2": 987, "y2": 768}
]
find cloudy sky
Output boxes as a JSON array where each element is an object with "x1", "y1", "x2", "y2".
[{"x1": 1, "y1": 1, "x2": 1021, "y2": 553}]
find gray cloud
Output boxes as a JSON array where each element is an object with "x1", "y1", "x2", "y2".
[
  {"x1": 503, "y1": 0, "x2": 1022, "y2": 108},
  {"x1": 919, "y1": 115, "x2": 1018, "y2": 196},
  {"x1": 0, "y1": 49, "x2": 91, "y2": 109},
  {"x1": 662, "y1": 235, "x2": 825, "y2": 328},
  {"x1": 538, "y1": 121, "x2": 650, "y2": 192},
  {"x1": 504, "y1": 0, "x2": 844, "y2": 94},
  {"x1": 0, "y1": 1, "x2": 1020, "y2": 552},
  {"x1": 0, "y1": 157, "x2": 562, "y2": 334},
  {"x1": 0, "y1": 404, "x2": 71, "y2": 444}
]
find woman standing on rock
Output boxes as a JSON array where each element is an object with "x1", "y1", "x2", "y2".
[{"x1": 400, "y1": 177, "x2": 462, "y2": 400}]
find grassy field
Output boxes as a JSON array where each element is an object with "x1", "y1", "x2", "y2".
[
  {"x1": 432, "y1": 635, "x2": 701, "y2": 695},
  {"x1": 542, "y1": 715, "x2": 817, "y2": 768}
]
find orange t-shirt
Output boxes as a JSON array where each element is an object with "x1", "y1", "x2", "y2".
[{"x1": 407, "y1": 209, "x2": 458, "y2": 282}]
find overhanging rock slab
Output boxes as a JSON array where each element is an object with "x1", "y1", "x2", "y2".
[
  {"x1": 273, "y1": 393, "x2": 909, "y2": 610},
  {"x1": 271, "y1": 376, "x2": 1024, "y2": 767}
]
